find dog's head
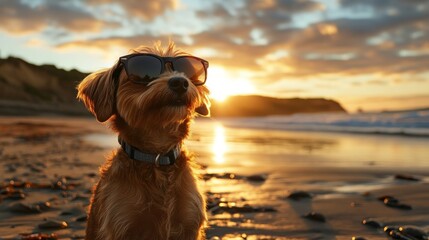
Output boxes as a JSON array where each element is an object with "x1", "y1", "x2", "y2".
[{"x1": 77, "y1": 42, "x2": 210, "y2": 131}]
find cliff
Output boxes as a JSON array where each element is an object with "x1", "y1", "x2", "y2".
[{"x1": 0, "y1": 57, "x2": 87, "y2": 115}]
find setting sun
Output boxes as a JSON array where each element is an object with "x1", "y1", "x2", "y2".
[{"x1": 206, "y1": 66, "x2": 255, "y2": 102}]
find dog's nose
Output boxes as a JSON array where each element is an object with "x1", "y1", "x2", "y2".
[{"x1": 168, "y1": 77, "x2": 189, "y2": 94}]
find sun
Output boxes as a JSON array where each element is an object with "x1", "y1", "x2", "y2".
[{"x1": 206, "y1": 66, "x2": 255, "y2": 102}]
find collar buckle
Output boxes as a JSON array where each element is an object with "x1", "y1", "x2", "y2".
[{"x1": 154, "y1": 154, "x2": 161, "y2": 167}]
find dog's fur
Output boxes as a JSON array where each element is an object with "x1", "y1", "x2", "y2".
[{"x1": 77, "y1": 42, "x2": 210, "y2": 240}]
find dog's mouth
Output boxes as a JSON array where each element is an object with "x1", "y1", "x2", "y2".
[{"x1": 168, "y1": 96, "x2": 188, "y2": 107}]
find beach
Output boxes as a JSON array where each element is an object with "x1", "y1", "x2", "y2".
[{"x1": 0, "y1": 116, "x2": 428, "y2": 240}]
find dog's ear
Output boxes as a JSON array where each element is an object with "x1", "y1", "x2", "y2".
[
  {"x1": 195, "y1": 94, "x2": 211, "y2": 117},
  {"x1": 77, "y1": 63, "x2": 120, "y2": 122},
  {"x1": 196, "y1": 104, "x2": 210, "y2": 116}
]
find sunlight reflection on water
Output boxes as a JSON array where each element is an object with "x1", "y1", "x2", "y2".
[{"x1": 212, "y1": 124, "x2": 227, "y2": 164}]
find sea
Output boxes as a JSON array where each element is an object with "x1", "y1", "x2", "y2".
[{"x1": 218, "y1": 109, "x2": 429, "y2": 137}]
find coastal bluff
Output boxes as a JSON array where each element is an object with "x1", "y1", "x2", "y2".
[{"x1": 211, "y1": 95, "x2": 346, "y2": 117}]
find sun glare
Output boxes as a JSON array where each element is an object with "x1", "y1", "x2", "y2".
[
  {"x1": 212, "y1": 125, "x2": 227, "y2": 164},
  {"x1": 206, "y1": 66, "x2": 255, "y2": 102}
]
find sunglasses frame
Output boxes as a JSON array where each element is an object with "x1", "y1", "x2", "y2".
[{"x1": 117, "y1": 53, "x2": 209, "y2": 86}]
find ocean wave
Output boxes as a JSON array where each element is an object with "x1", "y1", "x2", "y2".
[{"x1": 217, "y1": 110, "x2": 429, "y2": 137}]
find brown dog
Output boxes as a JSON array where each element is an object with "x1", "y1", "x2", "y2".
[{"x1": 77, "y1": 42, "x2": 210, "y2": 240}]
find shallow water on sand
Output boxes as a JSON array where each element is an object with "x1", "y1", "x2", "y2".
[{"x1": 86, "y1": 118, "x2": 429, "y2": 169}]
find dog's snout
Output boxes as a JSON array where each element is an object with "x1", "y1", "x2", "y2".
[{"x1": 168, "y1": 77, "x2": 189, "y2": 94}]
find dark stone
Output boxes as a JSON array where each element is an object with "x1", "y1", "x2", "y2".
[
  {"x1": 377, "y1": 195, "x2": 399, "y2": 203},
  {"x1": 302, "y1": 212, "x2": 326, "y2": 222},
  {"x1": 76, "y1": 215, "x2": 87, "y2": 222},
  {"x1": 9, "y1": 203, "x2": 41, "y2": 213},
  {"x1": 399, "y1": 226, "x2": 429, "y2": 240},
  {"x1": 384, "y1": 226, "x2": 400, "y2": 234},
  {"x1": 87, "y1": 172, "x2": 97, "y2": 178},
  {"x1": 389, "y1": 230, "x2": 414, "y2": 240},
  {"x1": 1, "y1": 188, "x2": 26, "y2": 200},
  {"x1": 202, "y1": 173, "x2": 215, "y2": 181},
  {"x1": 35, "y1": 202, "x2": 51, "y2": 211},
  {"x1": 60, "y1": 211, "x2": 73, "y2": 216},
  {"x1": 362, "y1": 218, "x2": 384, "y2": 228},
  {"x1": 246, "y1": 174, "x2": 267, "y2": 182},
  {"x1": 6, "y1": 192, "x2": 26, "y2": 200},
  {"x1": 38, "y1": 220, "x2": 68, "y2": 229},
  {"x1": 351, "y1": 237, "x2": 367, "y2": 240},
  {"x1": 60, "y1": 207, "x2": 85, "y2": 216},
  {"x1": 287, "y1": 191, "x2": 312, "y2": 201},
  {"x1": 394, "y1": 174, "x2": 420, "y2": 181},
  {"x1": 384, "y1": 200, "x2": 412, "y2": 210}
]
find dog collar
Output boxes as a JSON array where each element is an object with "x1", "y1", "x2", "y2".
[{"x1": 118, "y1": 137, "x2": 180, "y2": 166}]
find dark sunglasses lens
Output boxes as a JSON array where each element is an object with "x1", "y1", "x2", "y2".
[
  {"x1": 174, "y1": 58, "x2": 206, "y2": 85},
  {"x1": 126, "y1": 56, "x2": 162, "y2": 83}
]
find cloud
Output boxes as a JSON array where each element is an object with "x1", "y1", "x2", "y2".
[
  {"x1": 56, "y1": 35, "x2": 186, "y2": 53},
  {"x1": 250, "y1": 0, "x2": 323, "y2": 12},
  {"x1": 87, "y1": 0, "x2": 177, "y2": 21},
  {"x1": 5, "y1": 0, "x2": 429, "y2": 89},
  {"x1": 0, "y1": 0, "x2": 119, "y2": 34}
]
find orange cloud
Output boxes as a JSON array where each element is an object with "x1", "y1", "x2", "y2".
[{"x1": 87, "y1": 0, "x2": 178, "y2": 20}]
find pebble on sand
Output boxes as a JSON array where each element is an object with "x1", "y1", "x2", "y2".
[
  {"x1": 38, "y1": 220, "x2": 68, "y2": 229},
  {"x1": 246, "y1": 174, "x2": 267, "y2": 182},
  {"x1": 9, "y1": 203, "x2": 42, "y2": 214},
  {"x1": 76, "y1": 215, "x2": 88, "y2": 222},
  {"x1": 302, "y1": 212, "x2": 326, "y2": 222},
  {"x1": 389, "y1": 230, "x2": 414, "y2": 240},
  {"x1": 1, "y1": 188, "x2": 27, "y2": 200},
  {"x1": 377, "y1": 195, "x2": 413, "y2": 210},
  {"x1": 384, "y1": 226, "x2": 399, "y2": 234},
  {"x1": 399, "y1": 225, "x2": 429, "y2": 240},
  {"x1": 378, "y1": 195, "x2": 399, "y2": 203},
  {"x1": 394, "y1": 174, "x2": 420, "y2": 181},
  {"x1": 384, "y1": 199, "x2": 412, "y2": 210},
  {"x1": 287, "y1": 191, "x2": 313, "y2": 201},
  {"x1": 362, "y1": 218, "x2": 384, "y2": 229},
  {"x1": 351, "y1": 237, "x2": 367, "y2": 240}
]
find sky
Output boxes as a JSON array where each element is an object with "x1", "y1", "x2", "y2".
[{"x1": 1, "y1": 0, "x2": 428, "y2": 112}]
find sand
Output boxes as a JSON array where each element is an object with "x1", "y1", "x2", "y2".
[{"x1": 0, "y1": 116, "x2": 428, "y2": 240}]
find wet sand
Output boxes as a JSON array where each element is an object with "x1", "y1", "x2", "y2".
[{"x1": 0, "y1": 117, "x2": 428, "y2": 240}]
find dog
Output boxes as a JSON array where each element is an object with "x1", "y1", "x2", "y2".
[{"x1": 77, "y1": 42, "x2": 210, "y2": 240}]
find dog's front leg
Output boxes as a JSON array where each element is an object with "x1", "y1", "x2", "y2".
[{"x1": 85, "y1": 182, "x2": 102, "y2": 240}]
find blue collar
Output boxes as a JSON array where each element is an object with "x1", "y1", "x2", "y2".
[{"x1": 118, "y1": 137, "x2": 181, "y2": 166}]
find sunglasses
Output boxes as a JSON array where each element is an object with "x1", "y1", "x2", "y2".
[{"x1": 118, "y1": 53, "x2": 209, "y2": 86}]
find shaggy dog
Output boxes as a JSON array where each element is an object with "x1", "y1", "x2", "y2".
[{"x1": 77, "y1": 42, "x2": 210, "y2": 240}]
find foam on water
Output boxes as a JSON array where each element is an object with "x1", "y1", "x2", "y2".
[{"x1": 219, "y1": 109, "x2": 429, "y2": 136}]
